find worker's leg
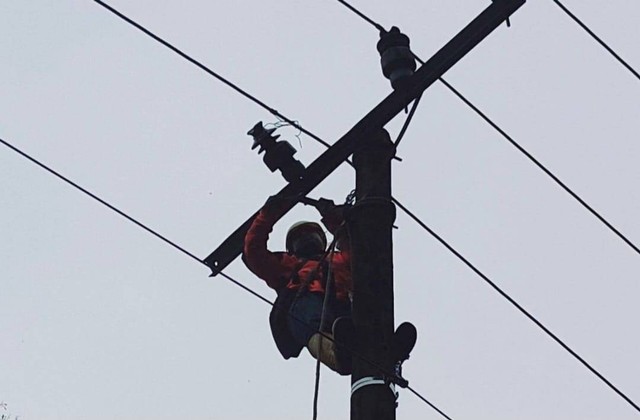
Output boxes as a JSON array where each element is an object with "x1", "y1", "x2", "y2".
[
  {"x1": 307, "y1": 332, "x2": 350, "y2": 375},
  {"x1": 288, "y1": 292, "x2": 350, "y2": 375}
]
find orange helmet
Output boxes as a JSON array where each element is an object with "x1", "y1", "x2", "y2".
[{"x1": 286, "y1": 221, "x2": 327, "y2": 253}]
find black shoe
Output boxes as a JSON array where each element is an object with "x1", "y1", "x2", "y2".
[
  {"x1": 332, "y1": 316, "x2": 354, "y2": 374},
  {"x1": 392, "y1": 322, "x2": 417, "y2": 363}
]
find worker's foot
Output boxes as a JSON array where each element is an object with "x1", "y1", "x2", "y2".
[
  {"x1": 392, "y1": 322, "x2": 417, "y2": 363},
  {"x1": 391, "y1": 322, "x2": 416, "y2": 384},
  {"x1": 332, "y1": 316, "x2": 354, "y2": 374}
]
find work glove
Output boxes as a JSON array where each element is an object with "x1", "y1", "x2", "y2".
[
  {"x1": 261, "y1": 194, "x2": 293, "y2": 218},
  {"x1": 316, "y1": 199, "x2": 351, "y2": 235},
  {"x1": 315, "y1": 198, "x2": 337, "y2": 217}
]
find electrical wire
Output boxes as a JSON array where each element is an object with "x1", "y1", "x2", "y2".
[
  {"x1": 550, "y1": 0, "x2": 640, "y2": 82},
  {"x1": 0, "y1": 136, "x2": 277, "y2": 305},
  {"x1": 218, "y1": 271, "x2": 273, "y2": 306},
  {"x1": 434, "y1": 70, "x2": 640, "y2": 257},
  {"x1": 0, "y1": 138, "x2": 203, "y2": 266},
  {"x1": 92, "y1": 0, "x2": 333, "y2": 151},
  {"x1": 395, "y1": 94, "x2": 423, "y2": 147},
  {"x1": 0, "y1": 135, "x2": 451, "y2": 419},
  {"x1": 407, "y1": 386, "x2": 453, "y2": 420},
  {"x1": 335, "y1": 0, "x2": 386, "y2": 33},
  {"x1": 391, "y1": 197, "x2": 640, "y2": 414}
]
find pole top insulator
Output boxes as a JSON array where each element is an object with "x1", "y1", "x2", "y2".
[
  {"x1": 376, "y1": 27, "x2": 410, "y2": 54},
  {"x1": 376, "y1": 27, "x2": 416, "y2": 90}
]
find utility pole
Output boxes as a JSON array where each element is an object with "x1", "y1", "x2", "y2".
[{"x1": 348, "y1": 129, "x2": 397, "y2": 419}]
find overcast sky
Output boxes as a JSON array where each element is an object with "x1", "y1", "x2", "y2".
[{"x1": 2, "y1": 1, "x2": 639, "y2": 419}]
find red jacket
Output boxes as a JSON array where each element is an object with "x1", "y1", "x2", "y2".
[{"x1": 243, "y1": 209, "x2": 352, "y2": 302}]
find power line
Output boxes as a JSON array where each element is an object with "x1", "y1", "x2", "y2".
[
  {"x1": 0, "y1": 137, "x2": 204, "y2": 266},
  {"x1": 0, "y1": 136, "x2": 452, "y2": 419},
  {"x1": 335, "y1": 0, "x2": 386, "y2": 33},
  {"x1": 435, "y1": 71, "x2": 640, "y2": 257},
  {"x1": 92, "y1": 0, "x2": 333, "y2": 151},
  {"x1": 0, "y1": 136, "x2": 278, "y2": 307},
  {"x1": 551, "y1": 0, "x2": 640, "y2": 82},
  {"x1": 218, "y1": 271, "x2": 273, "y2": 306},
  {"x1": 395, "y1": 94, "x2": 423, "y2": 147},
  {"x1": 407, "y1": 386, "x2": 453, "y2": 420},
  {"x1": 391, "y1": 197, "x2": 640, "y2": 414}
]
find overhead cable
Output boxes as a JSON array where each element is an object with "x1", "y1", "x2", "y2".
[
  {"x1": 551, "y1": 0, "x2": 640, "y2": 82},
  {"x1": 394, "y1": 94, "x2": 423, "y2": 147},
  {"x1": 0, "y1": 138, "x2": 204, "y2": 266},
  {"x1": 335, "y1": 0, "x2": 385, "y2": 32},
  {"x1": 391, "y1": 197, "x2": 640, "y2": 414},
  {"x1": 0, "y1": 136, "x2": 276, "y2": 304},
  {"x1": 92, "y1": 0, "x2": 333, "y2": 150},
  {"x1": 433, "y1": 67, "x2": 640, "y2": 257}
]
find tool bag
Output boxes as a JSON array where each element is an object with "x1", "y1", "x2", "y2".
[{"x1": 270, "y1": 285, "x2": 305, "y2": 359}]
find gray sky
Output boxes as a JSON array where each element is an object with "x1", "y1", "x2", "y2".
[{"x1": 2, "y1": 1, "x2": 639, "y2": 419}]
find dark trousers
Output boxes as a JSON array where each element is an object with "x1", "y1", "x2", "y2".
[{"x1": 287, "y1": 292, "x2": 351, "y2": 347}]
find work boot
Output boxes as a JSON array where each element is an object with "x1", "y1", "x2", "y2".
[
  {"x1": 391, "y1": 321, "x2": 417, "y2": 382},
  {"x1": 392, "y1": 322, "x2": 417, "y2": 363},
  {"x1": 332, "y1": 317, "x2": 355, "y2": 374},
  {"x1": 307, "y1": 333, "x2": 351, "y2": 376}
]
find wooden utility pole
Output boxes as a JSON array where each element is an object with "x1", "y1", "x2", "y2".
[{"x1": 348, "y1": 129, "x2": 397, "y2": 419}]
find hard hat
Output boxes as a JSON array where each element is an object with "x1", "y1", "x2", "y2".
[{"x1": 286, "y1": 221, "x2": 327, "y2": 253}]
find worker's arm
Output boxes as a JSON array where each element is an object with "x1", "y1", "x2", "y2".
[
  {"x1": 317, "y1": 199, "x2": 350, "y2": 252},
  {"x1": 243, "y1": 200, "x2": 293, "y2": 290}
]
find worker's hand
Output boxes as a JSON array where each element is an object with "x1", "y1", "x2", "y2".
[
  {"x1": 315, "y1": 198, "x2": 336, "y2": 217},
  {"x1": 261, "y1": 194, "x2": 293, "y2": 217}
]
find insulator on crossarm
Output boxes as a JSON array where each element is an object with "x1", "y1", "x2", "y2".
[
  {"x1": 247, "y1": 122, "x2": 280, "y2": 154},
  {"x1": 377, "y1": 27, "x2": 417, "y2": 90},
  {"x1": 247, "y1": 121, "x2": 306, "y2": 183}
]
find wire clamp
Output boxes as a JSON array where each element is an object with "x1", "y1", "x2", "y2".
[{"x1": 351, "y1": 376, "x2": 398, "y2": 401}]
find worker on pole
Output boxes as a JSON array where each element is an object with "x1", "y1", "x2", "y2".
[
  {"x1": 242, "y1": 194, "x2": 418, "y2": 379},
  {"x1": 243, "y1": 196, "x2": 354, "y2": 375}
]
